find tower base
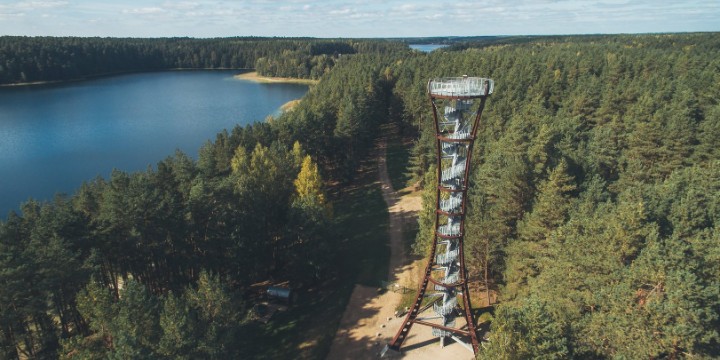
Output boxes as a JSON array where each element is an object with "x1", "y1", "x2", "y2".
[{"x1": 380, "y1": 344, "x2": 401, "y2": 358}]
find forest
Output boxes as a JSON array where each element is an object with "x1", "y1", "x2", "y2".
[
  {"x1": 0, "y1": 36, "x2": 405, "y2": 84},
  {"x1": 394, "y1": 32, "x2": 720, "y2": 358},
  {"x1": 1, "y1": 36, "x2": 397, "y2": 359},
  {"x1": 1, "y1": 32, "x2": 719, "y2": 359}
]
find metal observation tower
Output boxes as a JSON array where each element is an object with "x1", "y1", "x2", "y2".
[{"x1": 386, "y1": 76, "x2": 494, "y2": 355}]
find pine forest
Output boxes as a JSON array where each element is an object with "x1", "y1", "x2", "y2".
[{"x1": 0, "y1": 33, "x2": 719, "y2": 359}]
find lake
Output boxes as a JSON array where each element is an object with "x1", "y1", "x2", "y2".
[
  {"x1": 0, "y1": 71, "x2": 309, "y2": 217},
  {"x1": 409, "y1": 44, "x2": 449, "y2": 52}
]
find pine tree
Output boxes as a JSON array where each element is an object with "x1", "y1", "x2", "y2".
[
  {"x1": 478, "y1": 296, "x2": 570, "y2": 360},
  {"x1": 61, "y1": 280, "x2": 117, "y2": 358},
  {"x1": 108, "y1": 279, "x2": 160, "y2": 360},
  {"x1": 517, "y1": 159, "x2": 577, "y2": 243},
  {"x1": 526, "y1": 123, "x2": 557, "y2": 177},
  {"x1": 184, "y1": 271, "x2": 241, "y2": 359},
  {"x1": 158, "y1": 292, "x2": 199, "y2": 359},
  {"x1": 505, "y1": 160, "x2": 576, "y2": 299},
  {"x1": 695, "y1": 103, "x2": 720, "y2": 162}
]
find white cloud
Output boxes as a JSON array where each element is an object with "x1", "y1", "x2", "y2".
[
  {"x1": 162, "y1": 1, "x2": 200, "y2": 10},
  {"x1": 329, "y1": 8, "x2": 352, "y2": 15},
  {"x1": 0, "y1": 0, "x2": 67, "y2": 17},
  {"x1": 16, "y1": 1, "x2": 68, "y2": 10},
  {"x1": 398, "y1": 4, "x2": 416, "y2": 12},
  {"x1": 0, "y1": 0, "x2": 718, "y2": 38},
  {"x1": 123, "y1": 7, "x2": 166, "y2": 15},
  {"x1": 0, "y1": 11, "x2": 26, "y2": 18}
]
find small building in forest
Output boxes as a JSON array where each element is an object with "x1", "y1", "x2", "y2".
[{"x1": 266, "y1": 286, "x2": 293, "y2": 305}]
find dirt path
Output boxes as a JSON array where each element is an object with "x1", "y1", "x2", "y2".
[{"x1": 326, "y1": 138, "x2": 473, "y2": 360}]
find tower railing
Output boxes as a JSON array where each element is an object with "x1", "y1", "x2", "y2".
[
  {"x1": 435, "y1": 249, "x2": 459, "y2": 265},
  {"x1": 428, "y1": 77, "x2": 494, "y2": 97},
  {"x1": 439, "y1": 196, "x2": 463, "y2": 213}
]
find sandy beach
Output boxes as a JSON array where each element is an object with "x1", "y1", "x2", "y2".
[
  {"x1": 234, "y1": 72, "x2": 314, "y2": 114},
  {"x1": 234, "y1": 71, "x2": 319, "y2": 85}
]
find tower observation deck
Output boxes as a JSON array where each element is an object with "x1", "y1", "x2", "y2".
[{"x1": 384, "y1": 76, "x2": 494, "y2": 356}]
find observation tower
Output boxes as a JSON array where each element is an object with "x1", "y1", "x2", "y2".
[{"x1": 385, "y1": 76, "x2": 494, "y2": 355}]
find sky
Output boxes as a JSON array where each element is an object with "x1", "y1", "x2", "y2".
[{"x1": 0, "y1": 0, "x2": 718, "y2": 38}]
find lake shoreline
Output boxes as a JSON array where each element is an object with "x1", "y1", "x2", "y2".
[
  {"x1": 0, "y1": 70, "x2": 309, "y2": 215},
  {"x1": 234, "y1": 71, "x2": 319, "y2": 85},
  {"x1": 0, "y1": 68, "x2": 256, "y2": 88},
  {"x1": 280, "y1": 99, "x2": 302, "y2": 113}
]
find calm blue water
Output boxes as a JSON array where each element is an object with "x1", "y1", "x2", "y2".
[
  {"x1": 409, "y1": 44, "x2": 449, "y2": 52},
  {"x1": 0, "y1": 71, "x2": 308, "y2": 216}
]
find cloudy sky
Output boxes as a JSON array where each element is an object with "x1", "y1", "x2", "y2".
[{"x1": 0, "y1": 0, "x2": 718, "y2": 38}]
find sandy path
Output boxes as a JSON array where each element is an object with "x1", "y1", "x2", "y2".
[{"x1": 326, "y1": 138, "x2": 473, "y2": 360}]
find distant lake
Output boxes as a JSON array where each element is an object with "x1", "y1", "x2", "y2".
[
  {"x1": 410, "y1": 44, "x2": 449, "y2": 52},
  {"x1": 0, "y1": 71, "x2": 308, "y2": 216}
]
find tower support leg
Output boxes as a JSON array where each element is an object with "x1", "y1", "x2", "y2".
[{"x1": 385, "y1": 77, "x2": 493, "y2": 356}]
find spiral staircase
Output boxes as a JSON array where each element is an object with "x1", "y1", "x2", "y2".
[{"x1": 385, "y1": 76, "x2": 493, "y2": 356}]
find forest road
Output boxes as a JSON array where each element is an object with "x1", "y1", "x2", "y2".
[{"x1": 326, "y1": 137, "x2": 471, "y2": 359}]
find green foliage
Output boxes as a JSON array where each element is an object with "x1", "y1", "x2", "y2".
[
  {"x1": 412, "y1": 165, "x2": 437, "y2": 255},
  {"x1": 2, "y1": 111, "x2": 339, "y2": 357},
  {"x1": 0, "y1": 37, "x2": 408, "y2": 84},
  {"x1": 254, "y1": 40, "x2": 406, "y2": 79},
  {"x1": 76, "y1": 280, "x2": 115, "y2": 340},
  {"x1": 3, "y1": 33, "x2": 720, "y2": 358},
  {"x1": 109, "y1": 279, "x2": 161, "y2": 359},
  {"x1": 478, "y1": 296, "x2": 570, "y2": 360},
  {"x1": 385, "y1": 128, "x2": 413, "y2": 191},
  {"x1": 293, "y1": 155, "x2": 331, "y2": 218},
  {"x1": 157, "y1": 292, "x2": 200, "y2": 359},
  {"x1": 182, "y1": 271, "x2": 242, "y2": 358},
  {"x1": 395, "y1": 33, "x2": 720, "y2": 358},
  {"x1": 62, "y1": 272, "x2": 246, "y2": 359},
  {"x1": 504, "y1": 160, "x2": 577, "y2": 299}
]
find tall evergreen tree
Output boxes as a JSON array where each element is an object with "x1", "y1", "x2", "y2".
[{"x1": 504, "y1": 160, "x2": 576, "y2": 299}]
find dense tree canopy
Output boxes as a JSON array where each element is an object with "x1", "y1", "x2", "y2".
[
  {"x1": 1, "y1": 33, "x2": 719, "y2": 358},
  {"x1": 387, "y1": 32, "x2": 720, "y2": 358},
  {"x1": 0, "y1": 36, "x2": 406, "y2": 84},
  {"x1": 1, "y1": 36, "x2": 398, "y2": 359}
]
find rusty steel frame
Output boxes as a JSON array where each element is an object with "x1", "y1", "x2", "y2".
[{"x1": 387, "y1": 77, "x2": 491, "y2": 355}]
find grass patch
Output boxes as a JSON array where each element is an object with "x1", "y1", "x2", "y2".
[
  {"x1": 395, "y1": 288, "x2": 436, "y2": 314},
  {"x1": 386, "y1": 134, "x2": 412, "y2": 192},
  {"x1": 241, "y1": 283, "x2": 355, "y2": 359},
  {"x1": 240, "y1": 155, "x2": 390, "y2": 359},
  {"x1": 335, "y1": 180, "x2": 391, "y2": 287},
  {"x1": 403, "y1": 217, "x2": 419, "y2": 256},
  {"x1": 395, "y1": 282, "x2": 418, "y2": 313},
  {"x1": 330, "y1": 153, "x2": 391, "y2": 287}
]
